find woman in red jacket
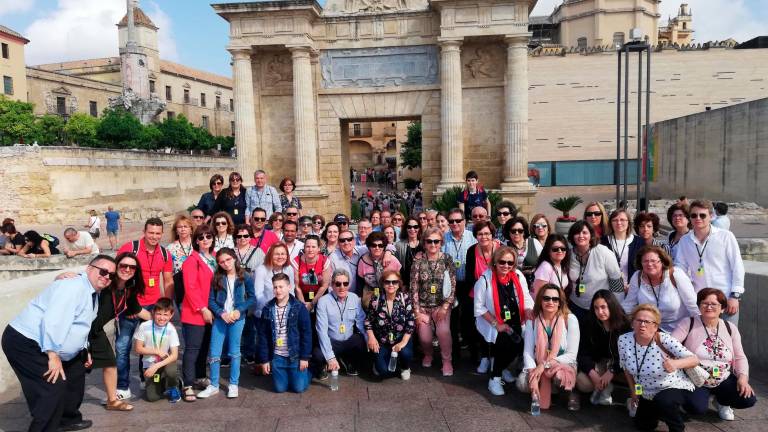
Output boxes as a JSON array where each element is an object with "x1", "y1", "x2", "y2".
[{"x1": 181, "y1": 224, "x2": 216, "y2": 402}]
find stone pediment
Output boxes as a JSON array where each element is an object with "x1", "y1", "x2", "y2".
[
  {"x1": 50, "y1": 86, "x2": 72, "y2": 95},
  {"x1": 323, "y1": 0, "x2": 428, "y2": 16}
]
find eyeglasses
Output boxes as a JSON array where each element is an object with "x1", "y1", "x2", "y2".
[
  {"x1": 406, "y1": 225, "x2": 420, "y2": 230},
  {"x1": 425, "y1": 239, "x2": 441, "y2": 245},
  {"x1": 448, "y1": 219, "x2": 464, "y2": 224},
  {"x1": 334, "y1": 281, "x2": 350, "y2": 287},
  {"x1": 642, "y1": 259, "x2": 661, "y2": 265},
  {"x1": 585, "y1": 211, "x2": 603, "y2": 217},
  {"x1": 383, "y1": 280, "x2": 399, "y2": 286},
  {"x1": 393, "y1": 217, "x2": 403, "y2": 221},
  {"x1": 215, "y1": 221, "x2": 228, "y2": 226},
  {"x1": 252, "y1": 217, "x2": 266, "y2": 222},
  {"x1": 313, "y1": 221, "x2": 322, "y2": 225},
  {"x1": 542, "y1": 296, "x2": 560, "y2": 303},
  {"x1": 235, "y1": 234, "x2": 251, "y2": 239},
  {"x1": 192, "y1": 215, "x2": 204, "y2": 220},
  {"x1": 690, "y1": 213, "x2": 709, "y2": 219},
  {"x1": 672, "y1": 213, "x2": 687, "y2": 219},
  {"x1": 370, "y1": 243, "x2": 385, "y2": 249},
  {"x1": 700, "y1": 302, "x2": 721, "y2": 309},
  {"x1": 508, "y1": 228, "x2": 525, "y2": 234},
  {"x1": 419, "y1": 216, "x2": 427, "y2": 220},
  {"x1": 197, "y1": 234, "x2": 213, "y2": 241},
  {"x1": 300, "y1": 223, "x2": 312, "y2": 227},
  {"x1": 472, "y1": 214, "x2": 485, "y2": 220},
  {"x1": 533, "y1": 223, "x2": 548, "y2": 229},
  {"x1": 497, "y1": 259, "x2": 515, "y2": 267},
  {"x1": 90, "y1": 265, "x2": 116, "y2": 280},
  {"x1": 339, "y1": 237, "x2": 355, "y2": 243},
  {"x1": 230, "y1": 178, "x2": 242, "y2": 182},
  {"x1": 476, "y1": 232, "x2": 492, "y2": 237},
  {"x1": 634, "y1": 319, "x2": 657, "y2": 327},
  {"x1": 118, "y1": 263, "x2": 137, "y2": 271},
  {"x1": 286, "y1": 212, "x2": 298, "y2": 216},
  {"x1": 550, "y1": 247, "x2": 567, "y2": 253},
  {"x1": 275, "y1": 218, "x2": 284, "y2": 222}
]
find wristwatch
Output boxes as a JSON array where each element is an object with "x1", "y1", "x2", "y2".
[
  {"x1": 729, "y1": 292, "x2": 742, "y2": 300},
  {"x1": 544, "y1": 361, "x2": 552, "y2": 369}
]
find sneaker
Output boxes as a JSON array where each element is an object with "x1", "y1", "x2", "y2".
[
  {"x1": 501, "y1": 369, "x2": 516, "y2": 384},
  {"x1": 193, "y1": 378, "x2": 211, "y2": 390},
  {"x1": 244, "y1": 355, "x2": 256, "y2": 366},
  {"x1": 442, "y1": 363, "x2": 454, "y2": 377},
  {"x1": 422, "y1": 355, "x2": 433, "y2": 368},
  {"x1": 116, "y1": 389, "x2": 132, "y2": 401},
  {"x1": 476, "y1": 357, "x2": 491, "y2": 374},
  {"x1": 345, "y1": 365, "x2": 359, "y2": 377},
  {"x1": 715, "y1": 402, "x2": 735, "y2": 421},
  {"x1": 196, "y1": 385, "x2": 219, "y2": 399},
  {"x1": 167, "y1": 387, "x2": 181, "y2": 403},
  {"x1": 400, "y1": 369, "x2": 411, "y2": 381},
  {"x1": 488, "y1": 377, "x2": 505, "y2": 396},
  {"x1": 567, "y1": 392, "x2": 581, "y2": 411},
  {"x1": 227, "y1": 385, "x2": 239, "y2": 399},
  {"x1": 590, "y1": 390, "x2": 601, "y2": 406},
  {"x1": 318, "y1": 369, "x2": 329, "y2": 381},
  {"x1": 597, "y1": 383, "x2": 614, "y2": 406}
]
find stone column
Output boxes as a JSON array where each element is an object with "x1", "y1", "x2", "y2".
[
  {"x1": 289, "y1": 46, "x2": 322, "y2": 193},
  {"x1": 437, "y1": 38, "x2": 465, "y2": 190},
  {"x1": 500, "y1": 36, "x2": 535, "y2": 192},
  {"x1": 230, "y1": 48, "x2": 258, "y2": 176}
]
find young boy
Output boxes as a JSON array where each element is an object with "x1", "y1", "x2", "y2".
[
  {"x1": 457, "y1": 170, "x2": 491, "y2": 220},
  {"x1": 258, "y1": 273, "x2": 312, "y2": 393},
  {"x1": 133, "y1": 297, "x2": 181, "y2": 402}
]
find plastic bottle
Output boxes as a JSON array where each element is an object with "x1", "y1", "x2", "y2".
[
  {"x1": 530, "y1": 394, "x2": 541, "y2": 416},
  {"x1": 388, "y1": 351, "x2": 399, "y2": 372},
  {"x1": 329, "y1": 370, "x2": 339, "y2": 391}
]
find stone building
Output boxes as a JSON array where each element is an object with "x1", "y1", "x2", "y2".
[
  {"x1": 658, "y1": 3, "x2": 694, "y2": 46},
  {"x1": 0, "y1": 25, "x2": 29, "y2": 102}
]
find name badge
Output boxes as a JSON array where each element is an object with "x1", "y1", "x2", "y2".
[
  {"x1": 149, "y1": 278, "x2": 156, "y2": 287},
  {"x1": 388, "y1": 332, "x2": 394, "y2": 342},
  {"x1": 309, "y1": 291, "x2": 315, "y2": 300},
  {"x1": 276, "y1": 337, "x2": 284, "y2": 347},
  {"x1": 373, "y1": 288, "x2": 380, "y2": 297},
  {"x1": 153, "y1": 373, "x2": 161, "y2": 383},
  {"x1": 234, "y1": 209, "x2": 239, "y2": 215},
  {"x1": 634, "y1": 384, "x2": 643, "y2": 396},
  {"x1": 504, "y1": 310, "x2": 512, "y2": 321},
  {"x1": 454, "y1": 260, "x2": 461, "y2": 269},
  {"x1": 339, "y1": 324, "x2": 346, "y2": 334},
  {"x1": 430, "y1": 284, "x2": 437, "y2": 294},
  {"x1": 712, "y1": 366, "x2": 720, "y2": 378},
  {"x1": 578, "y1": 283, "x2": 586, "y2": 294},
  {"x1": 696, "y1": 267, "x2": 705, "y2": 276}
]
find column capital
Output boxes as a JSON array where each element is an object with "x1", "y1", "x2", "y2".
[
  {"x1": 228, "y1": 47, "x2": 253, "y2": 60},
  {"x1": 504, "y1": 34, "x2": 531, "y2": 47},
  {"x1": 287, "y1": 45, "x2": 315, "y2": 58},
  {"x1": 437, "y1": 37, "x2": 463, "y2": 50}
]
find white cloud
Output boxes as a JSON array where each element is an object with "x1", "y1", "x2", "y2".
[
  {"x1": 0, "y1": 0, "x2": 35, "y2": 18},
  {"x1": 144, "y1": 1, "x2": 179, "y2": 61}
]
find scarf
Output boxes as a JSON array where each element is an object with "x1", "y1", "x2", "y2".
[
  {"x1": 490, "y1": 270, "x2": 526, "y2": 325},
  {"x1": 532, "y1": 313, "x2": 576, "y2": 409}
]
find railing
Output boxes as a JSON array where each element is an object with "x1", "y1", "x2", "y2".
[{"x1": 350, "y1": 127, "x2": 373, "y2": 137}]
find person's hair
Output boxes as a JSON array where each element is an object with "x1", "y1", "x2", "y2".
[
  {"x1": 321, "y1": 222, "x2": 340, "y2": 243},
  {"x1": 282, "y1": 219, "x2": 298, "y2": 231},
  {"x1": 209, "y1": 174, "x2": 224, "y2": 191},
  {"x1": 472, "y1": 220, "x2": 496, "y2": 237},
  {"x1": 666, "y1": 202, "x2": 690, "y2": 227},
  {"x1": 634, "y1": 246, "x2": 670, "y2": 274},
  {"x1": 304, "y1": 234, "x2": 321, "y2": 248},
  {"x1": 211, "y1": 211, "x2": 235, "y2": 235},
  {"x1": 366, "y1": 231, "x2": 388, "y2": 248},
  {"x1": 251, "y1": 207, "x2": 267, "y2": 219},
  {"x1": 630, "y1": 303, "x2": 661, "y2": 326},
  {"x1": 298, "y1": 215, "x2": 313, "y2": 226},
  {"x1": 533, "y1": 283, "x2": 570, "y2": 317},
  {"x1": 254, "y1": 169, "x2": 266, "y2": 177},
  {"x1": 496, "y1": 201, "x2": 518, "y2": 217},
  {"x1": 144, "y1": 217, "x2": 163, "y2": 231},
  {"x1": 214, "y1": 248, "x2": 245, "y2": 291},
  {"x1": 529, "y1": 213, "x2": 551, "y2": 238},
  {"x1": 503, "y1": 216, "x2": 530, "y2": 242},
  {"x1": 371, "y1": 209, "x2": 381, "y2": 219},
  {"x1": 567, "y1": 220, "x2": 598, "y2": 248},
  {"x1": 583, "y1": 201, "x2": 609, "y2": 234},
  {"x1": 268, "y1": 211, "x2": 284, "y2": 225},
  {"x1": 2, "y1": 217, "x2": 14, "y2": 226},
  {"x1": 154, "y1": 297, "x2": 174, "y2": 313},
  {"x1": 265, "y1": 242, "x2": 290, "y2": 269},
  {"x1": 713, "y1": 202, "x2": 728, "y2": 216},
  {"x1": 171, "y1": 215, "x2": 193, "y2": 241},
  {"x1": 535, "y1": 233, "x2": 571, "y2": 273},
  {"x1": 89, "y1": 254, "x2": 116, "y2": 266},
  {"x1": 465, "y1": 170, "x2": 479, "y2": 180},
  {"x1": 697, "y1": 288, "x2": 727, "y2": 309},
  {"x1": 114, "y1": 252, "x2": 145, "y2": 296},
  {"x1": 331, "y1": 268, "x2": 351, "y2": 283},
  {"x1": 224, "y1": 171, "x2": 243, "y2": 198},
  {"x1": 312, "y1": 214, "x2": 326, "y2": 229},
  {"x1": 279, "y1": 177, "x2": 296, "y2": 193},
  {"x1": 64, "y1": 227, "x2": 77, "y2": 236},
  {"x1": 589, "y1": 290, "x2": 629, "y2": 332},
  {"x1": 23, "y1": 230, "x2": 42, "y2": 246},
  {"x1": 420, "y1": 227, "x2": 443, "y2": 248},
  {"x1": 192, "y1": 225, "x2": 215, "y2": 253},
  {"x1": 400, "y1": 216, "x2": 422, "y2": 240},
  {"x1": 2, "y1": 222, "x2": 16, "y2": 235},
  {"x1": 447, "y1": 208, "x2": 463, "y2": 219},
  {"x1": 689, "y1": 199, "x2": 712, "y2": 213},
  {"x1": 633, "y1": 211, "x2": 660, "y2": 235},
  {"x1": 607, "y1": 208, "x2": 632, "y2": 236},
  {"x1": 272, "y1": 272, "x2": 290, "y2": 285},
  {"x1": 358, "y1": 217, "x2": 371, "y2": 227},
  {"x1": 235, "y1": 224, "x2": 253, "y2": 238},
  {"x1": 379, "y1": 269, "x2": 403, "y2": 293}
]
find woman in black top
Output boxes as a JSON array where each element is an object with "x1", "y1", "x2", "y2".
[
  {"x1": 213, "y1": 172, "x2": 247, "y2": 225},
  {"x1": 18, "y1": 230, "x2": 60, "y2": 257},
  {"x1": 198, "y1": 174, "x2": 225, "y2": 221},
  {"x1": 575, "y1": 289, "x2": 630, "y2": 406}
]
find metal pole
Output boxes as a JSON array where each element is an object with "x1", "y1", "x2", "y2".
[
  {"x1": 623, "y1": 45, "x2": 630, "y2": 204},
  {"x1": 616, "y1": 49, "x2": 622, "y2": 207},
  {"x1": 636, "y1": 48, "x2": 642, "y2": 209},
  {"x1": 644, "y1": 45, "x2": 652, "y2": 210}
]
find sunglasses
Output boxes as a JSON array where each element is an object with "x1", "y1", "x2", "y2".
[
  {"x1": 425, "y1": 239, "x2": 441, "y2": 245},
  {"x1": 334, "y1": 281, "x2": 350, "y2": 287},
  {"x1": 252, "y1": 217, "x2": 266, "y2": 222},
  {"x1": 383, "y1": 280, "x2": 399, "y2": 286},
  {"x1": 585, "y1": 211, "x2": 603, "y2": 217},
  {"x1": 90, "y1": 265, "x2": 116, "y2": 280},
  {"x1": 393, "y1": 217, "x2": 403, "y2": 221},
  {"x1": 406, "y1": 225, "x2": 420, "y2": 230},
  {"x1": 235, "y1": 234, "x2": 251, "y2": 239},
  {"x1": 197, "y1": 234, "x2": 213, "y2": 241},
  {"x1": 300, "y1": 223, "x2": 312, "y2": 227},
  {"x1": 508, "y1": 228, "x2": 525, "y2": 234},
  {"x1": 448, "y1": 219, "x2": 464, "y2": 224},
  {"x1": 339, "y1": 237, "x2": 355, "y2": 243},
  {"x1": 496, "y1": 211, "x2": 511, "y2": 216},
  {"x1": 533, "y1": 223, "x2": 548, "y2": 229},
  {"x1": 192, "y1": 215, "x2": 205, "y2": 219},
  {"x1": 497, "y1": 259, "x2": 515, "y2": 267},
  {"x1": 118, "y1": 263, "x2": 137, "y2": 271},
  {"x1": 214, "y1": 181, "x2": 223, "y2": 185},
  {"x1": 690, "y1": 213, "x2": 708, "y2": 219},
  {"x1": 542, "y1": 296, "x2": 561, "y2": 303},
  {"x1": 550, "y1": 247, "x2": 567, "y2": 253},
  {"x1": 286, "y1": 212, "x2": 298, "y2": 216},
  {"x1": 230, "y1": 178, "x2": 242, "y2": 182},
  {"x1": 370, "y1": 243, "x2": 385, "y2": 249},
  {"x1": 313, "y1": 221, "x2": 322, "y2": 225},
  {"x1": 419, "y1": 216, "x2": 427, "y2": 220},
  {"x1": 215, "y1": 221, "x2": 228, "y2": 226},
  {"x1": 275, "y1": 218, "x2": 284, "y2": 222}
]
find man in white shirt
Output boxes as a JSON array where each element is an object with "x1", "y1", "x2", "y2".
[
  {"x1": 712, "y1": 202, "x2": 731, "y2": 231},
  {"x1": 62, "y1": 227, "x2": 100, "y2": 258},
  {"x1": 675, "y1": 199, "x2": 744, "y2": 324},
  {"x1": 282, "y1": 220, "x2": 304, "y2": 261}
]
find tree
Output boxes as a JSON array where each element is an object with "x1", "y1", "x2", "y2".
[
  {"x1": 135, "y1": 124, "x2": 162, "y2": 150},
  {"x1": 96, "y1": 107, "x2": 143, "y2": 148},
  {"x1": 399, "y1": 121, "x2": 421, "y2": 169},
  {"x1": 32, "y1": 115, "x2": 66, "y2": 145},
  {"x1": 0, "y1": 96, "x2": 36, "y2": 145},
  {"x1": 156, "y1": 114, "x2": 196, "y2": 151},
  {"x1": 63, "y1": 113, "x2": 99, "y2": 147}
]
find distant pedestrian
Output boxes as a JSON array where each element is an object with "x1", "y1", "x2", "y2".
[
  {"x1": 85, "y1": 210, "x2": 101, "y2": 240},
  {"x1": 104, "y1": 206, "x2": 122, "y2": 250}
]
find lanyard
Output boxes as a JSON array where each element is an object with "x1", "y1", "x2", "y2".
[
  {"x1": 178, "y1": 241, "x2": 192, "y2": 257},
  {"x1": 112, "y1": 288, "x2": 127, "y2": 318},
  {"x1": 215, "y1": 235, "x2": 229, "y2": 249},
  {"x1": 385, "y1": 296, "x2": 395, "y2": 318},
  {"x1": 695, "y1": 233, "x2": 711, "y2": 268},
  {"x1": 449, "y1": 233, "x2": 465, "y2": 259},
  {"x1": 610, "y1": 235, "x2": 629, "y2": 266},
  {"x1": 479, "y1": 245, "x2": 494, "y2": 268},
  {"x1": 701, "y1": 317, "x2": 721, "y2": 357},
  {"x1": 144, "y1": 246, "x2": 157, "y2": 278},
  {"x1": 225, "y1": 276, "x2": 235, "y2": 304},
  {"x1": 645, "y1": 273, "x2": 662, "y2": 305},
  {"x1": 254, "y1": 230, "x2": 266, "y2": 250},
  {"x1": 633, "y1": 336, "x2": 654, "y2": 379},
  {"x1": 553, "y1": 264, "x2": 565, "y2": 290},
  {"x1": 575, "y1": 249, "x2": 591, "y2": 292},
  {"x1": 236, "y1": 246, "x2": 253, "y2": 265},
  {"x1": 426, "y1": 253, "x2": 443, "y2": 284},
  {"x1": 275, "y1": 303, "x2": 288, "y2": 330},
  {"x1": 539, "y1": 315, "x2": 560, "y2": 354},
  {"x1": 152, "y1": 321, "x2": 168, "y2": 349},
  {"x1": 334, "y1": 295, "x2": 348, "y2": 325}
]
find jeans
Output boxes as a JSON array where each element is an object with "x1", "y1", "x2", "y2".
[
  {"x1": 373, "y1": 339, "x2": 413, "y2": 378},
  {"x1": 241, "y1": 314, "x2": 260, "y2": 358},
  {"x1": 310, "y1": 333, "x2": 366, "y2": 376},
  {"x1": 271, "y1": 355, "x2": 310, "y2": 393},
  {"x1": 209, "y1": 318, "x2": 246, "y2": 387},
  {"x1": 116, "y1": 307, "x2": 152, "y2": 390},
  {"x1": 490, "y1": 330, "x2": 523, "y2": 378},
  {"x1": 688, "y1": 374, "x2": 757, "y2": 413},
  {"x1": 182, "y1": 324, "x2": 211, "y2": 386}
]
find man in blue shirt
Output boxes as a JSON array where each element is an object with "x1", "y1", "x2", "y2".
[
  {"x1": 442, "y1": 208, "x2": 477, "y2": 362},
  {"x1": 2, "y1": 255, "x2": 116, "y2": 432},
  {"x1": 104, "y1": 206, "x2": 122, "y2": 251},
  {"x1": 457, "y1": 170, "x2": 491, "y2": 220}
]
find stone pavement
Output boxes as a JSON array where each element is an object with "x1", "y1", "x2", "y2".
[{"x1": 1, "y1": 355, "x2": 767, "y2": 432}]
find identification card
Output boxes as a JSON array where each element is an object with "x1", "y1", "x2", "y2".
[
  {"x1": 153, "y1": 373, "x2": 160, "y2": 383},
  {"x1": 634, "y1": 384, "x2": 643, "y2": 396},
  {"x1": 276, "y1": 337, "x2": 284, "y2": 347},
  {"x1": 234, "y1": 209, "x2": 239, "y2": 215},
  {"x1": 149, "y1": 278, "x2": 156, "y2": 287},
  {"x1": 374, "y1": 288, "x2": 380, "y2": 297},
  {"x1": 696, "y1": 267, "x2": 705, "y2": 276},
  {"x1": 388, "y1": 332, "x2": 394, "y2": 342},
  {"x1": 504, "y1": 310, "x2": 512, "y2": 321},
  {"x1": 309, "y1": 291, "x2": 315, "y2": 300},
  {"x1": 339, "y1": 324, "x2": 346, "y2": 334},
  {"x1": 578, "y1": 283, "x2": 586, "y2": 294},
  {"x1": 430, "y1": 284, "x2": 437, "y2": 294},
  {"x1": 712, "y1": 366, "x2": 720, "y2": 378},
  {"x1": 454, "y1": 260, "x2": 461, "y2": 269}
]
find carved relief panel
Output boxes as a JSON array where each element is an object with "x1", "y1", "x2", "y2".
[
  {"x1": 461, "y1": 42, "x2": 505, "y2": 85},
  {"x1": 320, "y1": 45, "x2": 439, "y2": 88}
]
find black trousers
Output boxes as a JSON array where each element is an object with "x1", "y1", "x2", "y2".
[
  {"x1": 311, "y1": 333, "x2": 366, "y2": 375},
  {"x1": 2, "y1": 326, "x2": 86, "y2": 432},
  {"x1": 182, "y1": 323, "x2": 211, "y2": 386},
  {"x1": 489, "y1": 330, "x2": 523, "y2": 378},
  {"x1": 635, "y1": 388, "x2": 696, "y2": 432},
  {"x1": 457, "y1": 280, "x2": 481, "y2": 361}
]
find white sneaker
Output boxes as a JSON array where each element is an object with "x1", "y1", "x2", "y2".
[
  {"x1": 501, "y1": 369, "x2": 516, "y2": 384},
  {"x1": 227, "y1": 385, "x2": 238, "y2": 399},
  {"x1": 115, "y1": 389, "x2": 132, "y2": 400},
  {"x1": 400, "y1": 369, "x2": 411, "y2": 381},
  {"x1": 590, "y1": 390, "x2": 601, "y2": 405},
  {"x1": 715, "y1": 402, "x2": 735, "y2": 421},
  {"x1": 196, "y1": 385, "x2": 219, "y2": 399},
  {"x1": 476, "y1": 357, "x2": 490, "y2": 374},
  {"x1": 597, "y1": 383, "x2": 614, "y2": 406},
  {"x1": 488, "y1": 377, "x2": 505, "y2": 396}
]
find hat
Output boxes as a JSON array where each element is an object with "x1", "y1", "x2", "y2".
[{"x1": 334, "y1": 214, "x2": 349, "y2": 223}]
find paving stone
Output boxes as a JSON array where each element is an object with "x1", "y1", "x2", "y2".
[
  {"x1": 277, "y1": 413, "x2": 355, "y2": 432},
  {"x1": 356, "y1": 409, "x2": 449, "y2": 432}
]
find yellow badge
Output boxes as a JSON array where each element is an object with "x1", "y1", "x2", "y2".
[
  {"x1": 339, "y1": 324, "x2": 346, "y2": 334},
  {"x1": 388, "y1": 332, "x2": 394, "y2": 342},
  {"x1": 696, "y1": 267, "x2": 705, "y2": 276},
  {"x1": 454, "y1": 260, "x2": 461, "y2": 269},
  {"x1": 712, "y1": 366, "x2": 720, "y2": 378},
  {"x1": 374, "y1": 288, "x2": 379, "y2": 297},
  {"x1": 153, "y1": 374, "x2": 160, "y2": 383},
  {"x1": 504, "y1": 310, "x2": 512, "y2": 321},
  {"x1": 634, "y1": 384, "x2": 643, "y2": 396},
  {"x1": 149, "y1": 278, "x2": 156, "y2": 287},
  {"x1": 430, "y1": 284, "x2": 437, "y2": 294},
  {"x1": 578, "y1": 283, "x2": 586, "y2": 294},
  {"x1": 276, "y1": 337, "x2": 284, "y2": 347},
  {"x1": 309, "y1": 291, "x2": 315, "y2": 300}
]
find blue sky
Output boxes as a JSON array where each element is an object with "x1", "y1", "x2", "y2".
[{"x1": 1, "y1": 0, "x2": 766, "y2": 78}]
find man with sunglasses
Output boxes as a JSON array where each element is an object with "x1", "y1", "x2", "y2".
[
  {"x1": 442, "y1": 209, "x2": 477, "y2": 359},
  {"x1": 3, "y1": 255, "x2": 116, "y2": 432},
  {"x1": 249, "y1": 207, "x2": 278, "y2": 253},
  {"x1": 190, "y1": 208, "x2": 206, "y2": 229},
  {"x1": 675, "y1": 199, "x2": 744, "y2": 324},
  {"x1": 245, "y1": 170, "x2": 282, "y2": 221},
  {"x1": 284, "y1": 206, "x2": 301, "y2": 223},
  {"x1": 329, "y1": 230, "x2": 364, "y2": 295}
]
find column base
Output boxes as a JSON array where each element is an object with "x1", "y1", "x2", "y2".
[
  {"x1": 496, "y1": 184, "x2": 538, "y2": 218},
  {"x1": 434, "y1": 181, "x2": 465, "y2": 194},
  {"x1": 294, "y1": 185, "x2": 329, "y2": 218},
  {"x1": 294, "y1": 184, "x2": 327, "y2": 197}
]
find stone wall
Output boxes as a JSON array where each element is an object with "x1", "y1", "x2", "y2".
[
  {"x1": 0, "y1": 255, "x2": 95, "y2": 281},
  {"x1": 0, "y1": 146, "x2": 236, "y2": 224}
]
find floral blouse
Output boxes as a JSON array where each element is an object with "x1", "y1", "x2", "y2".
[
  {"x1": 365, "y1": 292, "x2": 416, "y2": 346},
  {"x1": 409, "y1": 253, "x2": 456, "y2": 311},
  {"x1": 214, "y1": 234, "x2": 234, "y2": 253},
  {"x1": 280, "y1": 194, "x2": 302, "y2": 211},
  {"x1": 167, "y1": 240, "x2": 193, "y2": 274}
]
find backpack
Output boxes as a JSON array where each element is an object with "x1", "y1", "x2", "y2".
[
  {"x1": 41, "y1": 233, "x2": 60, "y2": 250},
  {"x1": 132, "y1": 240, "x2": 169, "y2": 262}
]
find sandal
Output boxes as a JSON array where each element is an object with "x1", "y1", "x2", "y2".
[
  {"x1": 183, "y1": 386, "x2": 197, "y2": 402},
  {"x1": 105, "y1": 399, "x2": 134, "y2": 411}
]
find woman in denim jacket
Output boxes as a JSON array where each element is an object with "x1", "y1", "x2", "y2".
[
  {"x1": 197, "y1": 248, "x2": 255, "y2": 399},
  {"x1": 258, "y1": 273, "x2": 313, "y2": 393}
]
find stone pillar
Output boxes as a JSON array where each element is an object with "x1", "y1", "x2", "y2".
[
  {"x1": 289, "y1": 46, "x2": 322, "y2": 193},
  {"x1": 230, "y1": 48, "x2": 258, "y2": 177},
  {"x1": 437, "y1": 38, "x2": 465, "y2": 191}
]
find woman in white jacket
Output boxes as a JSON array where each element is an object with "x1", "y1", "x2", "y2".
[{"x1": 474, "y1": 246, "x2": 534, "y2": 396}]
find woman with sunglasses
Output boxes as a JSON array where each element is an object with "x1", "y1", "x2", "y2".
[
  {"x1": 619, "y1": 304, "x2": 698, "y2": 432},
  {"x1": 576, "y1": 290, "x2": 630, "y2": 406},
  {"x1": 518, "y1": 284, "x2": 581, "y2": 411},
  {"x1": 530, "y1": 213, "x2": 551, "y2": 256},
  {"x1": 532, "y1": 234, "x2": 570, "y2": 298},
  {"x1": 198, "y1": 174, "x2": 225, "y2": 222},
  {"x1": 503, "y1": 216, "x2": 538, "y2": 287},
  {"x1": 233, "y1": 224, "x2": 263, "y2": 274},
  {"x1": 410, "y1": 227, "x2": 456, "y2": 376},
  {"x1": 665, "y1": 203, "x2": 690, "y2": 261},
  {"x1": 359, "y1": 232, "x2": 402, "y2": 308},
  {"x1": 475, "y1": 247, "x2": 534, "y2": 395},
  {"x1": 180, "y1": 225, "x2": 217, "y2": 402},
  {"x1": 279, "y1": 177, "x2": 302, "y2": 213},
  {"x1": 311, "y1": 215, "x2": 326, "y2": 236},
  {"x1": 601, "y1": 208, "x2": 642, "y2": 289},
  {"x1": 366, "y1": 270, "x2": 416, "y2": 380},
  {"x1": 213, "y1": 172, "x2": 247, "y2": 225},
  {"x1": 494, "y1": 201, "x2": 517, "y2": 244},
  {"x1": 167, "y1": 215, "x2": 194, "y2": 307},
  {"x1": 211, "y1": 212, "x2": 235, "y2": 253},
  {"x1": 394, "y1": 216, "x2": 423, "y2": 289},
  {"x1": 268, "y1": 211, "x2": 284, "y2": 240},
  {"x1": 295, "y1": 235, "x2": 332, "y2": 312},
  {"x1": 583, "y1": 202, "x2": 609, "y2": 239},
  {"x1": 320, "y1": 222, "x2": 341, "y2": 257}
]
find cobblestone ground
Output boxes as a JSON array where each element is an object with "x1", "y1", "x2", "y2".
[{"x1": 1, "y1": 354, "x2": 767, "y2": 432}]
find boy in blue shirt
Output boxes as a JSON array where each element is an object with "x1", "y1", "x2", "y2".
[
  {"x1": 457, "y1": 170, "x2": 491, "y2": 220},
  {"x1": 133, "y1": 298, "x2": 181, "y2": 402}
]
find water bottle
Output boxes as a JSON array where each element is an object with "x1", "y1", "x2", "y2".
[
  {"x1": 329, "y1": 370, "x2": 339, "y2": 391},
  {"x1": 628, "y1": 398, "x2": 639, "y2": 418},
  {"x1": 388, "y1": 351, "x2": 398, "y2": 372},
  {"x1": 530, "y1": 395, "x2": 541, "y2": 416}
]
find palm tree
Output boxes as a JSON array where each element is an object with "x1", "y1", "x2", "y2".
[{"x1": 549, "y1": 195, "x2": 583, "y2": 221}]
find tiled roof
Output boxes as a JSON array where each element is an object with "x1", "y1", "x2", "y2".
[
  {"x1": 0, "y1": 24, "x2": 30, "y2": 43},
  {"x1": 160, "y1": 60, "x2": 233, "y2": 88},
  {"x1": 117, "y1": 7, "x2": 158, "y2": 30}
]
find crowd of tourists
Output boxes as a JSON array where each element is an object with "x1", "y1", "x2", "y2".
[{"x1": 1, "y1": 168, "x2": 755, "y2": 432}]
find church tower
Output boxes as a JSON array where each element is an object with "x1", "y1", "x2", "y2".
[{"x1": 116, "y1": 0, "x2": 156, "y2": 99}]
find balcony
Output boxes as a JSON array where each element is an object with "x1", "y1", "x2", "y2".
[
  {"x1": 350, "y1": 126, "x2": 372, "y2": 138},
  {"x1": 183, "y1": 97, "x2": 199, "y2": 106}
]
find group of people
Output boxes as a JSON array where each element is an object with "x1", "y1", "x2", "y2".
[{"x1": 1, "y1": 168, "x2": 756, "y2": 432}]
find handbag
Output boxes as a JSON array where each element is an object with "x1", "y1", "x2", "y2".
[{"x1": 654, "y1": 332, "x2": 708, "y2": 387}]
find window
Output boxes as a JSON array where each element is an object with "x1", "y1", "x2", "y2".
[
  {"x1": 165, "y1": 85, "x2": 172, "y2": 101},
  {"x1": 1, "y1": 43, "x2": 8, "y2": 59},
  {"x1": 89, "y1": 101, "x2": 97, "y2": 117},
  {"x1": 202, "y1": 116, "x2": 209, "y2": 130},
  {"x1": 577, "y1": 37, "x2": 587, "y2": 50},
  {"x1": 231, "y1": 121, "x2": 235, "y2": 136},
  {"x1": 216, "y1": 95, "x2": 221, "y2": 109},
  {"x1": 149, "y1": 80, "x2": 155, "y2": 93},
  {"x1": 167, "y1": 111, "x2": 175, "y2": 120},
  {"x1": 200, "y1": 93, "x2": 206, "y2": 107},
  {"x1": 613, "y1": 32, "x2": 625, "y2": 46},
  {"x1": 353, "y1": 123, "x2": 361, "y2": 136},
  {"x1": 229, "y1": 98, "x2": 234, "y2": 111},
  {"x1": 682, "y1": 22, "x2": 687, "y2": 30},
  {"x1": 183, "y1": 89, "x2": 190, "y2": 104},
  {"x1": 2, "y1": 76, "x2": 12, "y2": 95},
  {"x1": 56, "y1": 96, "x2": 66, "y2": 115}
]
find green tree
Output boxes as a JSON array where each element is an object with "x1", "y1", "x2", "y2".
[
  {"x1": 96, "y1": 107, "x2": 143, "y2": 148},
  {"x1": 63, "y1": 113, "x2": 99, "y2": 147},
  {"x1": 135, "y1": 124, "x2": 162, "y2": 150},
  {"x1": 156, "y1": 114, "x2": 196, "y2": 151},
  {"x1": 31, "y1": 115, "x2": 65, "y2": 145},
  {"x1": 399, "y1": 121, "x2": 422, "y2": 169},
  {"x1": 0, "y1": 96, "x2": 36, "y2": 145}
]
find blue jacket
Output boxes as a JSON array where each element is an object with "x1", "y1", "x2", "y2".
[
  {"x1": 257, "y1": 296, "x2": 312, "y2": 363},
  {"x1": 208, "y1": 273, "x2": 255, "y2": 319}
]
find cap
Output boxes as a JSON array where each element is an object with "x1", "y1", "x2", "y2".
[{"x1": 334, "y1": 214, "x2": 349, "y2": 223}]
